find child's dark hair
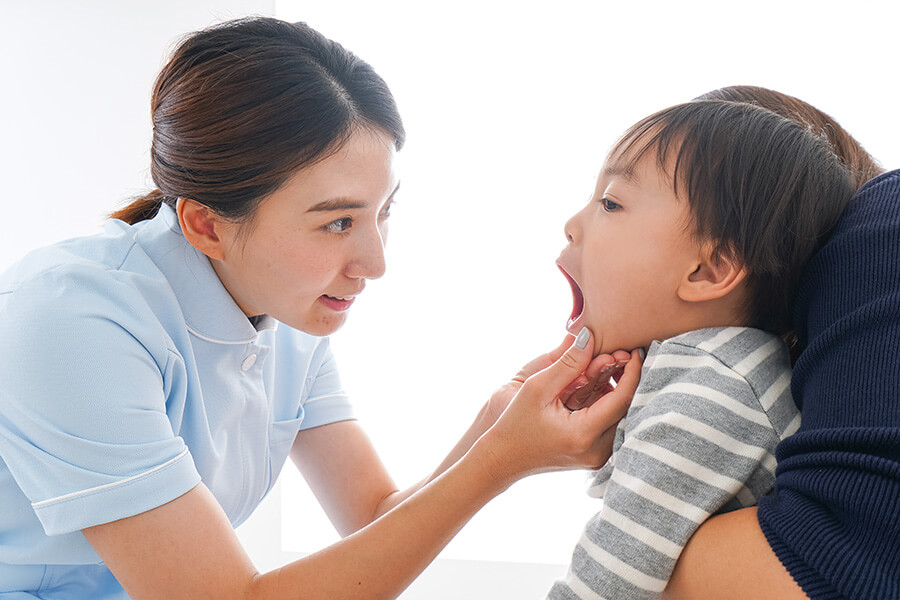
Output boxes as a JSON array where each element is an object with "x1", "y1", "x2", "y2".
[
  {"x1": 608, "y1": 100, "x2": 855, "y2": 347},
  {"x1": 697, "y1": 86, "x2": 883, "y2": 190}
]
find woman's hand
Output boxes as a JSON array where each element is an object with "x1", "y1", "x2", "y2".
[
  {"x1": 410, "y1": 334, "x2": 635, "y2": 512},
  {"x1": 485, "y1": 334, "x2": 633, "y2": 425},
  {"x1": 560, "y1": 348, "x2": 632, "y2": 412},
  {"x1": 84, "y1": 330, "x2": 641, "y2": 600},
  {"x1": 475, "y1": 328, "x2": 643, "y2": 486}
]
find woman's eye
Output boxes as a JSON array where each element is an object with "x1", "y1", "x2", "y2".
[
  {"x1": 380, "y1": 200, "x2": 394, "y2": 219},
  {"x1": 600, "y1": 198, "x2": 621, "y2": 212},
  {"x1": 325, "y1": 217, "x2": 353, "y2": 233}
]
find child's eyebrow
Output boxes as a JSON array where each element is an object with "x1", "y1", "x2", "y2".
[{"x1": 601, "y1": 163, "x2": 639, "y2": 184}]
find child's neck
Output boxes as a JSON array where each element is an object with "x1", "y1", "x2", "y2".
[{"x1": 669, "y1": 292, "x2": 751, "y2": 339}]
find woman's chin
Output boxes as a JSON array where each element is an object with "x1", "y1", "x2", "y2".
[{"x1": 281, "y1": 310, "x2": 349, "y2": 337}]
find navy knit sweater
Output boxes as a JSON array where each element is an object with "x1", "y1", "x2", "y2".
[{"x1": 757, "y1": 169, "x2": 900, "y2": 600}]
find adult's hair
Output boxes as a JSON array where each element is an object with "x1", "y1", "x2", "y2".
[
  {"x1": 111, "y1": 17, "x2": 405, "y2": 225},
  {"x1": 607, "y1": 100, "x2": 856, "y2": 343},
  {"x1": 697, "y1": 86, "x2": 884, "y2": 189}
]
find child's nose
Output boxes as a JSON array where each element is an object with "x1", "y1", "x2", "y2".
[{"x1": 564, "y1": 213, "x2": 579, "y2": 243}]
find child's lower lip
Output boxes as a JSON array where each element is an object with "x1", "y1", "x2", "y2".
[
  {"x1": 319, "y1": 295, "x2": 355, "y2": 311},
  {"x1": 567, "y1": 313, "x2": 585, "y2": 335}
]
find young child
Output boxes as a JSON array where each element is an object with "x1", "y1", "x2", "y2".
[{"x1": 549, "y1": 99, "x2": 856, "y2": 599}]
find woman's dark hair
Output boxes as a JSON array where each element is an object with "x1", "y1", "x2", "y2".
[
  {"x1": 111, "y1": 17, "x2": 405, "y2": 224},
  {"x1": 697, "y1": 86, "x2": 883, "y2": 190},
  {"x1": 607, "y1": 100, "x2": 856, "y2": 345}
]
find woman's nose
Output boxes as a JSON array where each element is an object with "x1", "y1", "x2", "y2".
[{"x1": 346, "y1": 226, "x2": 387, "y2": 280}]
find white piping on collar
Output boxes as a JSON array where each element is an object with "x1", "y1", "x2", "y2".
[{"x1": 185, "y1": 322, "x2": 257, "y2": 345}]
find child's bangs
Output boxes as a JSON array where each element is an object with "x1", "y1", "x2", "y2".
[{"x1": 605, "y1": 109, "x2": 701, "y2": 203}]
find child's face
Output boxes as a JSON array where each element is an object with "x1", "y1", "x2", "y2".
[{"x1": 557, "y1": 152, "x2": 701, "y2": 355}]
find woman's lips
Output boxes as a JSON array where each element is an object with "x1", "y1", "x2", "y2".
[
  {"x1": 557, "y1": 265, "x2": 585, "y2": 331},
  {"x1": 319, "y1": 294, "x2": 356, "y2": 312}
]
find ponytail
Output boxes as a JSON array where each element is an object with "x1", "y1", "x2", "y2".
[{"x1": 109, "y1": 189, "x2": 172, "y2": 225}]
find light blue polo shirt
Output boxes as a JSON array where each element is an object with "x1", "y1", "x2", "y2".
[{"x1": 0, "y1": 204, "x2": 354, "y2": 598}]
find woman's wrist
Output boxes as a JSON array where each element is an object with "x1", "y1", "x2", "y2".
[{"x1": 464, "y1": 423, "x2": 532, "y2": 493}]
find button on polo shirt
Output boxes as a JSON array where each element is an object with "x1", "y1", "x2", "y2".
[{"x1": 0, "y1": 204, "x2": 354, "y2": 598}]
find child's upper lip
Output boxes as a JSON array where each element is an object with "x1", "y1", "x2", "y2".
[
  {"x1": 556, "y1": 259, "x2": 585, "y2": 323},
  {"x1": 556, "y1": 261, "x2": 582, "y2": 295},
  {"x1": 555, "y1": 257, "x2": 578, "y2": 286}
]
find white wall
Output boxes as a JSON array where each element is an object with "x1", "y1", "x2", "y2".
[{"x1": 0, "y1": 0, "x2": 275, "y2": 270}]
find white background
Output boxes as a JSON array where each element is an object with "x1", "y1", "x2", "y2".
[{"x1": 2, "y1": 1, "x2": 898, "y2": 598}]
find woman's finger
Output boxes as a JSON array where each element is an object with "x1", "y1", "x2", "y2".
[
  {"x1": 581, "y1": 348, "x2": 643, "y2": 424},
  {"x1": 511, "y1": 334, "x2": 577, "y2": 384},
  {"x1": 524, "y1": 328, "x2": 594, "y2": 403},
  {"x1": 564, "y1": 377, "x2": 618, "y2": 411},
  {"x1": 583, "y1": 354, "x2": 617, "y2": 379}
]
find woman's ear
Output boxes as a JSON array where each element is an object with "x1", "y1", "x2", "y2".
[
  {"x1": 678, "y1": 244, "x2": 747, "y2": 303},
  {"x1": 176, "y1": 198, "x2": 228, "y2": 261}
]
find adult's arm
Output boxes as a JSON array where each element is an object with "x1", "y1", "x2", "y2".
[
  {"x1": 549, "y1": 328, "x2": 797, "y2": 600},
  {"x1": 290, "y1": 336, "x2": 633, "y2": 535},
  {"x1": 662, "y1": 507, "x2": 806, "y2": 599},
  {"x1": 84, "y1": 335, "x2": 643, "y2": 600},
  {"x1": 666, "y1": 171, "x2": 900, "y2": 600}
]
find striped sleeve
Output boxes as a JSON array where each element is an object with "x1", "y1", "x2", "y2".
[{"x1": 548, "y1": 327, "x2": 796, "y2": 600}]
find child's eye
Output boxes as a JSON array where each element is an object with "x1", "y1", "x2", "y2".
[
  {"x1": 324, "y1": 217, "x2": 353, "y2": 234},
  {"x1": 600, "y1": 198, "x2": 621, "y2": 212}
]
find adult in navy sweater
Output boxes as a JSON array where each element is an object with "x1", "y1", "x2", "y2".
[{"x1": 663, "y1": 87, "x2": 898, "y2": 600}]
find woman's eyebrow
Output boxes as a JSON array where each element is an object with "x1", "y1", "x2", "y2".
[
  {"x1": 306, "y1": 183, "x2": 401, "y2": 213},
  {"x1": 306, "y1": 199, "x2": 368, "y2": 213}
]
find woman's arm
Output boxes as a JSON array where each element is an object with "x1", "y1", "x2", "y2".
[
  {"x1": 290, "y1": 336, "x2": 633, "y2": 535},
  {"x1": 84, "y1": 444, "x2": 509, "y2": 600},
  {"x1": 290, "y1": 404, "x2": 506, "y2": 535},
  {"x1": 661, "y1": 507, "x2": 807, "y2": 599},
  {"x1": 84, "y1": 334, "x2": 643, "y2": 600},
  {"x1": 290, "y1": 421, "x2": 403, "y2": 536}
]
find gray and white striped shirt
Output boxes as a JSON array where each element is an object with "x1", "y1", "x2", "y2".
[{"x1": 549, "y1": 327, "x2": 800, "y2": 600}]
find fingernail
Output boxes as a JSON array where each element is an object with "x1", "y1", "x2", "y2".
[
  {"x1": 574, "y1": 327, "x2": 590, "y2": 350},
  {"x1": 638, "y1": 347, "x2": 647, "y2": 360}
]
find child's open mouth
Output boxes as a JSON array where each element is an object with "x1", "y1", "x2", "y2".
[{"x1": 557, "y1": 264, "x2": 584, "y2": 332}]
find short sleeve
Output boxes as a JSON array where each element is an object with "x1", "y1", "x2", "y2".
[
  {"x1": 297, "y1": 336, "x2": 354, "y2": 431},
  {"x1": 0, "y1": 265, "x2": 201, "y2": 535}
]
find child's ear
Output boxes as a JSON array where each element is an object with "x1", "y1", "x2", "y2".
[
  {"x1": 678, "y1": 244, "x2": 747, "y2": 303},
  {"x1": 176, "y1": 198, "x2": 228, "y2": 261}
]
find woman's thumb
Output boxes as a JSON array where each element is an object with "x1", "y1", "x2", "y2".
[{"x1": 529, "y1": 327, "x2": 593, "y2": 395}]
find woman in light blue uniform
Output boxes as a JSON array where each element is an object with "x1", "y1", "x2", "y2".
[{"x1": 0, "y1": 17, "x2": 641, "y2": 599}]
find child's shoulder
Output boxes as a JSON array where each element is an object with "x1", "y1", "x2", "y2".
[
  {"x1": 642, "y1": 327, "x2": 797, "y2": 438},
  {"x1": 657, "y1": 326, "x2": 787, "y2": 376}
]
